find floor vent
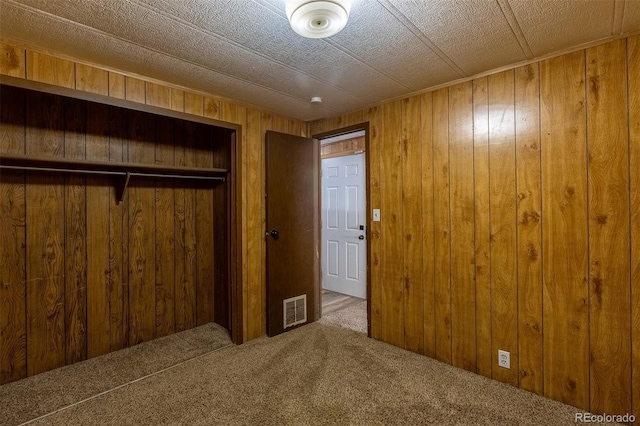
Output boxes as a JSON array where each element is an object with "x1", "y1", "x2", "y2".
[{"x1": 283, "y1": 294, "x2": 307, "y2": 329}]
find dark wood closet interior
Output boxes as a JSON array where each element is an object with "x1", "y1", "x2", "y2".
[{"x1": 0, "y1": 84, "x2": 233, "y2": 384}]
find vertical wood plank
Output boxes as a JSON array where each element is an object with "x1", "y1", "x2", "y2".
[
  {"x1": 268, "y1": 114, "x2": 288, "y2": 134},
  {"x1": 488, "y1": 69, "x2": 518, "y2": 386},
  {"x1": 541, "y1": 50, "x2": 590, "y2": 410},
  {"x1": 205, "y1": 97, "x2": 220, "y2": 120},
  {"x1": 401, "y1": 95, "x2": 424, "y2": 354},
  {"x1": 367, "y1": 106, "x2": 382, "y2": 340},
  {"x1": 0, "y1": 42, "x2": 25, "y2": 77},
  {"x1": 344, "y1": 110, "x2": 364, "y2": 127},
  {"x1": 473, "y1": 77, "x2": 492, "y2": 378},
  {"x1": 145, "y1": 82, "x2": 170, "y2": 109},
  {"x1": 195, "y1": 125, "x2": 215, "y2": 326},
  {"x1": 515, "y1": 63, "x2": 544, "y2": 395},
  {"x1": 246, "y1": 109, "x2": 262, "y2": 339},
  {"x1": 64, "y1": 98, "x2": 87, "y2": 364},
  {"x1": 380, "y1": 100, "x2": 404, "y2": 348},
  {"x1": 586, "y1": 39, "x2": 631, "y2": 415},
  {"x1": 0, "y1": 86, "x2": 26, "y2": 384},
  {"x1": 325, "y1": 116, "x2": 344, "y2": 133},
  {"x1": 628, "y1": 34, "x2": 640, "y2": 422},
  {"x1": 309, "y1": 121, "x2": 324, "y2": 137},
  {"x1": 108, "y1": 106, "x2": 127, "y2": 351},
  {"x1": 174, "y1": 119, "x2": 188, "y2": 332},
  {"x1": 86, "y1": 103, "x2": 111, "y2": 358},
  {"x1": 170, "y1": 89, "x2": 185, "y2": 113},
  {"x1": 26, "y1": 51, "x2": 74, "y2": 89},
  {"x1": 432, "y1": 88, "x2": 452, "y2": 364},
  {"x1": 125, "y1": 77, "x2": 145, "y2": 104},
  {"x1": 288, "y1": 119, "x2": 303, "y2": 136},
  {"x1": 184, "y1": 122, "x2": 198, "y2": 330},
  {"x1": 220, "y1": 101, "x2": 246, "y2": 126},
  {"x1": 0, "y1": 171, "x2": 26, "y2": 384},
  {"x1": 0, "y1": 85, "x2": 26, "y2": 154},
  {"x1": 420, "y1": 93, "x2": 436, "y2": 358},
  {"x1": 75, "y1": 64, "x2": 108, "y2": 96},
  {"x1": 155, "y1": 116, "x2": 176, "y2": 337},
  {"x1": 108, "y1": 73, "x2": 125, "y2": 100},
  {"x1": 448, "y1": 81, "x2": 476, "y2": 372},
  {"x1": 185, "y1": 92, "x2": 204, "y2": 116},
  {"x1": 25, "y1": 91, "x2": 65, "y2": 376},
  {"x1": 128, "y1": 110, "x2": 156, "y2": 345},
  {"x1": 175, "y1": 121, "x2": 197, "y2": 331}
]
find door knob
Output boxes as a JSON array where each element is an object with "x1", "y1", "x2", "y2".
[
  {"x1": 270, "y1": 229, "x2": 279, "y2": 240},
  {"x1": 358, "y1": 235, "x2": 365, "y2": 240}
]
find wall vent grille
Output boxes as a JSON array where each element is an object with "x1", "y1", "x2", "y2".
[{"x1": 283, "y1": 294, "x2": 307, "y2": 329}]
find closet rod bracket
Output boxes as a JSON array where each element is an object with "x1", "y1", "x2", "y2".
[{"x1": 117, "y1": 171, "x2": 131, "y2": 204}]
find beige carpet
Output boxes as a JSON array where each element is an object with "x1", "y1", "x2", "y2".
[
  {"x1": 319, "y1": 299, "x2": 367, "y2": 333},
  {"x1": 1, "y1": 322, "x2": 616, "y2": 426},
  {"x1": 0, "y1": 323, "x2": 232, "y2": 426}
]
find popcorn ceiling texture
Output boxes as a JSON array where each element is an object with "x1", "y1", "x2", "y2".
[{"x1": 0, "y1": 0, "x2": 638, "y2": 121}]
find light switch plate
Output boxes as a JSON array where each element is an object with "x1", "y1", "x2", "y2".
[{"x1": 373, "y1": 209, "x2": 380, "y2": 222}]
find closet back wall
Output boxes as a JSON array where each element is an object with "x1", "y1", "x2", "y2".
[{"x1": 0, "y1": 85, "x2": 230, "y2": 384}]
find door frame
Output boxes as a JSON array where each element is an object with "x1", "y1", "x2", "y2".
[{"x1": 313, "y1": 122, "x2": 371, "y2": 337}]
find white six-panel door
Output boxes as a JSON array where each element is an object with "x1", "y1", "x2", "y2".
[{"x1": 321, "y1": 153, "x2": 366, "y2": 299}]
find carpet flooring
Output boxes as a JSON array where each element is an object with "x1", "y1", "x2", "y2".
[
  {"x1": 0, "y1": 323, "x2": 232, "y2": 426},
  {"x1": 0, "y1": 322, "x2": 615, "y2": 426},
  {"x1": 319, "y1": 298, "x2": 367, "y2": 334}
]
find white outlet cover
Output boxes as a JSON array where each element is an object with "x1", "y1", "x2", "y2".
[
  {"x1": 498, "y1": 350, "x2": 510, "y2": 369},
  {"x1": 373, "y1": 209, "x2": 380, "y2": 222}
]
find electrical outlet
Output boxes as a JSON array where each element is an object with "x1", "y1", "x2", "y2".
[{"x1": 498, "y1": 350, "x2": 510, "y2": 369}]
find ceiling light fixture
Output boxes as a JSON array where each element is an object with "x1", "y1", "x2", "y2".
[{"x1": 285, "y1": 0, "x2": 351, "y2": 39}]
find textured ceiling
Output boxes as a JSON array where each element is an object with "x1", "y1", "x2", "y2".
[{"x1": 1, "y1": 0, "x2": 639, "y2": 121}]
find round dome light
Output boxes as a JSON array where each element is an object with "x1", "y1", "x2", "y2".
[{"x1": 285, "y1": 0, "x2": 351, "y2": 39}]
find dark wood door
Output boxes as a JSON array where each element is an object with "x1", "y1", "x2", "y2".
[{"x1": 265, "y1": 131, "x2": 319, "y2": 337}]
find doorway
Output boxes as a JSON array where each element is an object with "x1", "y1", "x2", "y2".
[{"x1": 317, "y1": 128, "x2": 368, "y2": 334}]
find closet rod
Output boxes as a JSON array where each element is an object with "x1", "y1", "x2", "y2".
[{"x1": 129, "y1": 172, "x2": 224, "y2": 181}]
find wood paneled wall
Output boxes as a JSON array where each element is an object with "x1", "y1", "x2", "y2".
[
  {"x1": 0, "y1": 39, "x2": 308, "y2": 353},
  {"x1": 311, "y1": 36, "x2": 640, "y2": 418},
  {"x1": 0, "y1": 85, "x2": 232, "y2": 383}
]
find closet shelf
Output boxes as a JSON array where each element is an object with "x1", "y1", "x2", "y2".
[{"x1": 0, "y1": 153, "x2": 227, "y2": 203}]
